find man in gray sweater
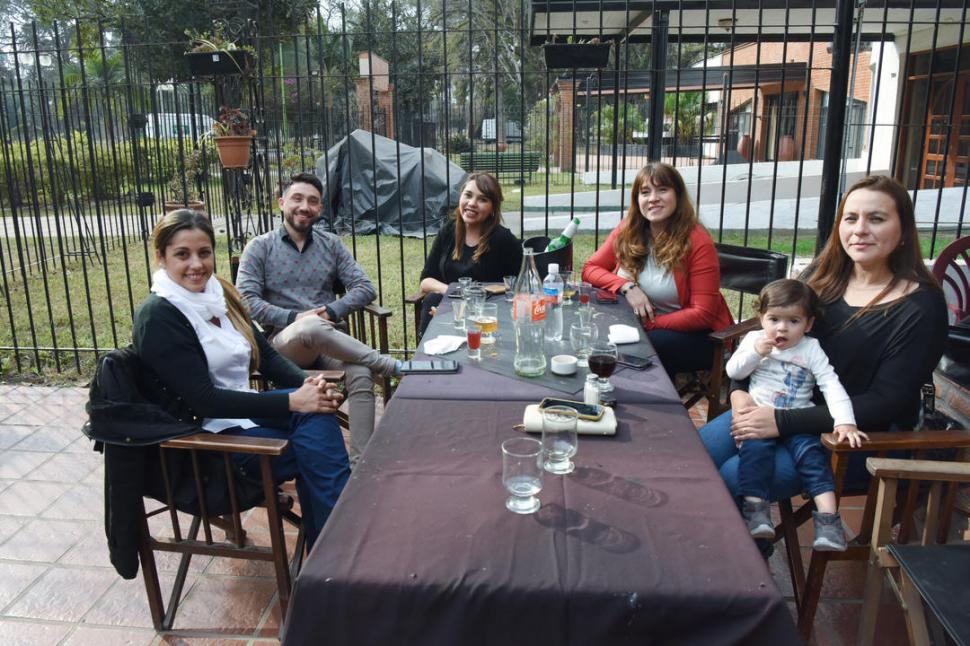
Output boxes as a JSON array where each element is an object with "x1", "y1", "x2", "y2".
[{"x1": 236, "y1": 173, "x2": 399, "y2": 463}]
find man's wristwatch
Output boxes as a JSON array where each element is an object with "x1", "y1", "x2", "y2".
[{"x1": 619, "y1": 282, "x2": 637, "y2": 296}]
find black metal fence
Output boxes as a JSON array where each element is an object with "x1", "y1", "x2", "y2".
[{"x1": 1, "y1": 1, "x2": 968, "y2": 377}]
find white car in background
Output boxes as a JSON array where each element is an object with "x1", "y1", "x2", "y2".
[{"x1": 143, "y1": 113, "x2": 217, "y2": 139}]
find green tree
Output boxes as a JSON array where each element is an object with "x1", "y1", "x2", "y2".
[
  {"x1": 663, "y1": 91, "x2": 714, "y2": 142},
  {"x1": 525, "y1": 96, "x2": 558, "y2": 154},
  {"x1": 590, "y1": 102, "x2": 645, "y2": 146}
]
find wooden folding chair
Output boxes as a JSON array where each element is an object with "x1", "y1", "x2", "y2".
[
  {"x1": 857, "y1": 457, "x2": 970, "y2": 646},
  {"x1": 139, "y1": 432, "x2": 305, "y2": 632},
  {"x1": 784, "y1": 430, "x2": 970, "y2": 639}
]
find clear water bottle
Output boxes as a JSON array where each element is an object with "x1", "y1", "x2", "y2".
[
  {"x1": 543, "y1": 262, "x2": 564, "y2": 343},
  {"x1": 513, "y1": 248, "x2": 547, "y2": 377}
]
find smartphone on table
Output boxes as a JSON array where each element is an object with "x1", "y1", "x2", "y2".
[
  {"x1": 537, "y1": 397, "x2": 605, "y2": 421},
  {"x1": 593, "y1": 289, "x2": 618, "y2": 304},
  {"x1": 616, "y1": 353, "x2": 654, "y2": 370},
  {"x1": 399, "y1": 360, "x2": 461, "y2": 374}
]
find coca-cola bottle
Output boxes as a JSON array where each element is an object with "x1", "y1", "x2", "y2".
[{"x1": 512, "y1": 248, "x2": 547, "y2": 377}]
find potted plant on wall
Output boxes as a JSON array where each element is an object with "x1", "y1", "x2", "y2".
[
  {"x1": 543, "y1": 36, "x2": 611, "y2": 70},
  {"x1": 184, "y1": 23, "x2": 256, "y2": 77},
  {"x1": 211, "y1": 106, "x2": 255, "y2": 169},
  {"x1": 164, "y1": 147, "x2": 207, "y2": 213}
]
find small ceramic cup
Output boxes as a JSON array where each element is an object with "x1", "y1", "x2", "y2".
[{"x1": 550, "y1": 354, "x2": 578, "y2": 376}]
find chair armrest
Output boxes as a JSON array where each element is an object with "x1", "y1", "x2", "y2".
[
  {"x1": 866, "y1": 457, "x2": 970, "y2": 483},
  {"x1": 363, "y1": 303, "x2": 393, "y2": 319},
  {"x1": 404, "y1": 293, "x2": 425, "y2": 306},
  {"x1": 161, "y1": 432, "x2": 288, "y2": 456},
  {"x1": 822, "y1": 430, "x2": 970, "y2": 452},
  {"x1": 305, "y1": 369, "x2": 345, "y2": 382},
  {"x1": 709, "y1": 317, "x2": 761, "y2": 343}
]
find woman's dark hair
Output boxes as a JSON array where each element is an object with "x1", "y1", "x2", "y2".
[
  {"x1": 151, "y1": 209, "x2": 215, "y2": 255},
  {"x1": 151, "y1": 209, "x2": 260, "y2": 369},
  {"x1": 280, "y1": 172, "x2": 324, "y2": 198},
  {"x1": 807, "y1": 175, "x2": 939, "y2": 317},
  {"x1": 755, "y1": 279, "x2": 820, "y2": 319},
  {"x1": 614, "y1": 162, "x2": 699, "y2": 276},
  {"x1": 452, "y1": 172, "x2": 504, "y2": 263}
]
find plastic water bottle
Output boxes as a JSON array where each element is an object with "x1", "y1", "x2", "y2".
[
  {"x1": 543, "y1": 262, "x2": 564, "y2": 343},
  {"x1": 544, "y1": 217, "x2": 580, "y2": 252},
  {"x1": 512, "y1": 248, "x2": 547, "y2": 377}
]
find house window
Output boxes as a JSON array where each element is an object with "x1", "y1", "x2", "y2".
[
  {"x1": 765, "y1": 92, "x2": 799, "y2": 161},
  {"x1": 816, "y1": 91, "x2": 867, "y2": 159}
]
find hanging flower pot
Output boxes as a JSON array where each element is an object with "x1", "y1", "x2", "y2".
[
  {"x1": 543, "y1": 43, "x2": 611, "y2": 70},
  {"x1": 214, "y1": 134, "x2": 254, "y2": 169},
  {"x1": 211, "y1": 106, "x2": 254, "y2": 169},
  {"x1": 185, "y1": 50, "x2": 254, "y2": 77}
]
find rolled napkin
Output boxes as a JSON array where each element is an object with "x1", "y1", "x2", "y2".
[
  {"x1": 522, "y1": 404, "x2": 617, "y2": 436},
  {"x1": 608, "y1": 324, "x2": 641, "y2": 345},
  {"x1": 422, "y1": 335, "x2": 466, "y2": 355}
]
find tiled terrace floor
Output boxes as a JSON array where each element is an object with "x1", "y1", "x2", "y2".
[{"x1": 0, "y1": 383, "x2": 939, "y2": 645}]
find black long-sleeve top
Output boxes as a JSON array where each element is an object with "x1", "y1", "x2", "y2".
[
  {"x1": 771, "y1": 286, "x2": 947, "y2": 435},
  {"x1": 132, "y1": 294, "x2": 305, "y2": 422},
  {"x1": 420, "y1": 219, "x2": 523, "y2": 285}
]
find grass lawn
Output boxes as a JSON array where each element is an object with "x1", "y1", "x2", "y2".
[{"x1": 0, "y1": 226, "x2": 959, "y2": 383}]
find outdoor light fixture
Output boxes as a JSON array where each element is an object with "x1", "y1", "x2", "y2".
[{"x1": 718, "y1": 18, "x2": 734, "y2": 31}]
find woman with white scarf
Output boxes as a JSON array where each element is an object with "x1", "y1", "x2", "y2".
[{"x1": 132, "y1": 209, "x2": 349, "y2": 548}]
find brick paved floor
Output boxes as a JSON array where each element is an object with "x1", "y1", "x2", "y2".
[{"x1": 0, "y1": 384, "x2": 941, "y2": 645}]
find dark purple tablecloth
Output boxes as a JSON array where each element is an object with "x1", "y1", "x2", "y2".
[{"x1": 282, "y1": 399, "x2": 797, "y2": 645}]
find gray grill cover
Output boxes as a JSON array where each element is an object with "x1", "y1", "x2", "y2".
[{"x1": 316, "y1": 129, "x2": 467, "y2": 237}]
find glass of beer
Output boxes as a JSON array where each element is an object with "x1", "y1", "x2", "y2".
[{"x1": 473, "y1": 302, "x2": 499, "y2": 348}]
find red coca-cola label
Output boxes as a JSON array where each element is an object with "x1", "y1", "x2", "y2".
[{"x1": 512, "y1": 295, "x2": 546, "y2": 321}]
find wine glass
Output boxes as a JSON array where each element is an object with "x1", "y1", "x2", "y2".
[
  {"x1": 560, "y1": 271, "x2": 577, "y2": 305},
  {"x1": 503, "y1": 275, "x2": 517, "y2": 302},
  {"x1": 501, "y1": 437, "x2": 543, "y2": 514},
  {"x1": 541, "y1": 406, "x2": 578, "y2": 475},
  {"x1": 569, "y1": 322, "x2": 598, "y2": 368},
  {"x1": 588, "y1": 340, "x2": 618, "y2": 393}
]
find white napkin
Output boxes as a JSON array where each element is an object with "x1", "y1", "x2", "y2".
[
  {"x1": 522, "y1": 404, "x2": 617, "y2": 436},
  {"x1": 422, "y1": 335, "x2": 466, "y2": 355},
  {"x1": 608, "y1": 324, "x2": 641, "y2": 345}
]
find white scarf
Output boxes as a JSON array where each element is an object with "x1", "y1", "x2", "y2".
[
  {"x1": 151, "y1": 268, "x2": 227, "y2": 322},
  {"x1": 151, "y1": 269, "x2": 256, "y2": 432}
]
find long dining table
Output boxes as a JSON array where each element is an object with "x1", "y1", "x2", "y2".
[{"x1": 281, "y1": 295, "x2": 798, "y2": 645}]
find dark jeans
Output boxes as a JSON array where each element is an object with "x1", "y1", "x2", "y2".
[
  {"x1": 223, "y1": 397, "x2": 350, "y2": 548},
  {"x1": 738, "y1": 434, "x2": 834, "y2": 501},
  {"x1": 646, "y1": 328, "x2": 716, "y2": 377}
]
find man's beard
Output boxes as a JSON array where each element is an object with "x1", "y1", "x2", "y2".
[{"x1": 285, "y1": 210, "x2": 316, "y2": 233}]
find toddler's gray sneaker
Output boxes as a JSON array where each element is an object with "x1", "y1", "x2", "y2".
[
  {"x1": 812, "y1": 511, "x2": 847, "y2": 551},
  {"x1": 742, "y1": 499, "x2": 775, "y2": 539}
]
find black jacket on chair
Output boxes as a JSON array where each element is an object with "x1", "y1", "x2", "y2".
[{"x1": 83, "y1": 346, "x2": 264, "y2": 579}]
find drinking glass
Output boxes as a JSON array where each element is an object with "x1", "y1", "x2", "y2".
[
  {"x1": 569, "y1": 322, "x2": 598, "y2": 368},
  {"x1": 503, "y1": 275, "x2": 517, "y2": 302},
  {"x1": 464, "y1": 285, "x2": 487, "y2": 319},
  {"x1": 501, "y1": 437, "x2": 543, "y2": 514},
  {"x1": 578, "y1": 281, "x2": 593, "y2": 307},
  {"x1": 560, "y1": 271, "x2": 577, "y2": 305},
  {"x1": 452, "y1": 297, "x2": 467, "y2": 331},
  {"x1": 588, "y1": 340, "x2": 618, "y2": 393},
  {"x1": 466, "y1": 316, "x2": 482, "y2": 360},
  {"x1": 473, "y1": 302, "x2": 499, "y2": 348},
  {"x1": 458, "y1": 276, "x2": 473, "y2": 292},
  {"x1": 541, "y1": 406, "x2": 578, "y2": 475}
]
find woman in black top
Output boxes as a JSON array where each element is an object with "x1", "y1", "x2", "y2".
[
  {"x1": 417, "y1": 172, "x2": 523, "y2": 335},
  {"x1": 132, "y1": 209, "x2": 350, "y2": 547},
  {"x1": 700, "y1": 175, "x2": 947, "y2": 500}
]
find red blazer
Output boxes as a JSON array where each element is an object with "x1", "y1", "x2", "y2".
[{"x1": 582, "y1": 223, "x2": 734, "y2": 333}]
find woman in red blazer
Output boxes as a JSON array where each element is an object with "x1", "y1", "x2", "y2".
[{"x1": 582, "y1": 162, "x2": 733, "y2": 375}]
